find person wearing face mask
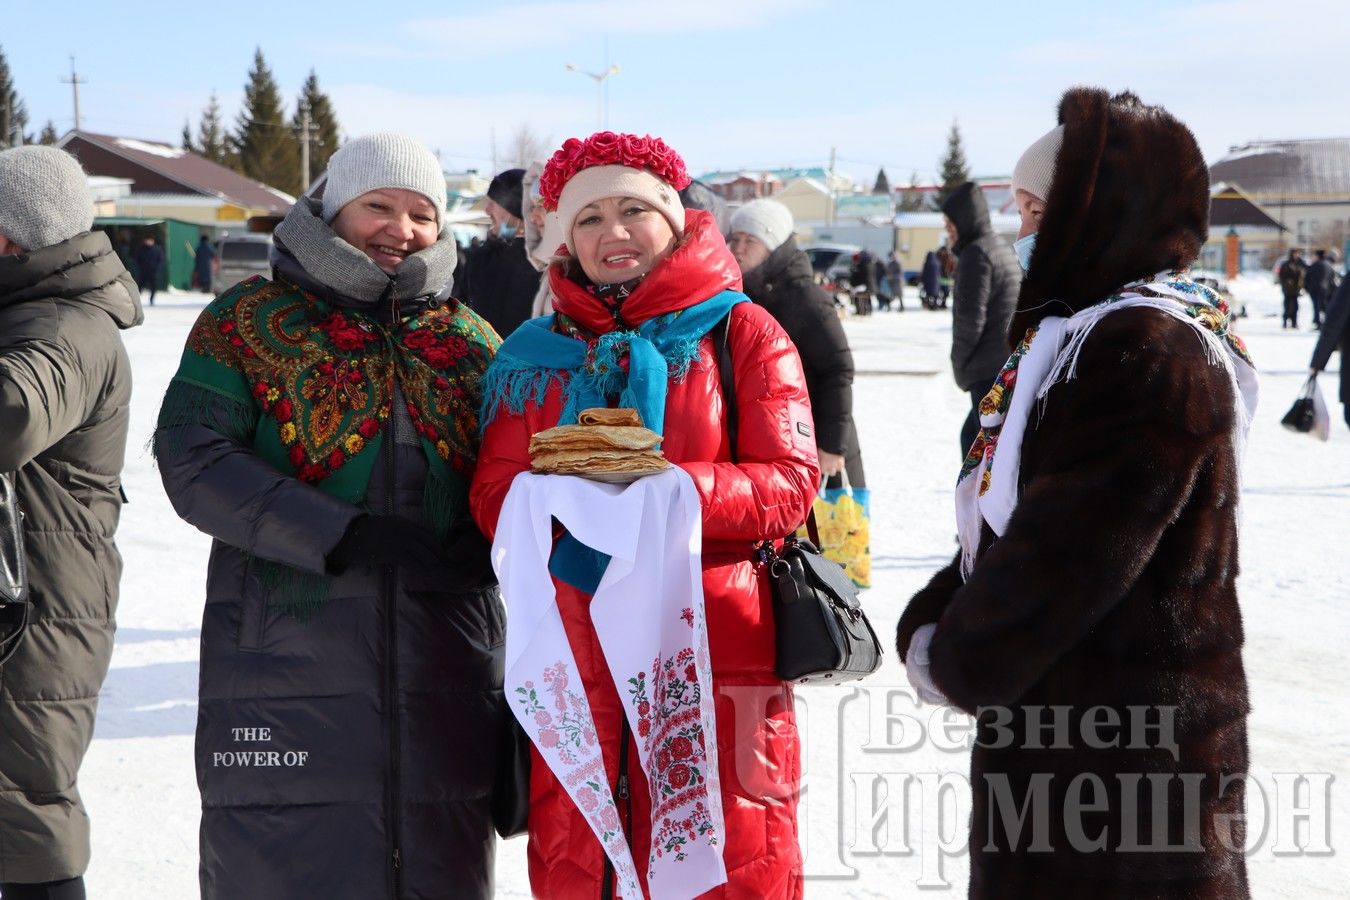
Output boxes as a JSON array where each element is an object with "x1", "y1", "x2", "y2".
[
  {"x1": 154, "y1": 133, "x2": 506, "y2": 898},
  {"x1": 897, "y1": 89, "x2": 1258, "y2": 899},
  {"x1": 462, "y1": 166, "x2": 543, "y2": 338},
  {"x1": 471, "y1": 132, "x2": 818, "y2": 899},
  {"x1": 940, "y1": 181, "x2": 1022, "y2": 456}
]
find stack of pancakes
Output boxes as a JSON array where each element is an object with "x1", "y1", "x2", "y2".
[{"x1": 529, "y1": 408, "x2": 670, "y2": 477}]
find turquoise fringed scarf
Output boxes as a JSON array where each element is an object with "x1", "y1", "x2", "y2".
[
  {"x1": 480, "y1": 288, "x2": 746, "y2": 437},
  {"x1": 480, "y1": 288, "x2": 747, "y2": 591}
]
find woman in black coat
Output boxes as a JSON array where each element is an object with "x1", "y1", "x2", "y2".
[
  {"x1": 729, "y1": 199, "x2": 865, "y2": 489},
  {"x1": 155, "y1": 134, "x2": 505, "y2": 899},
  {"x1": 1309, "y1": 274, "x2": 1350, "y2": 429},
  {"x1": 898, "y1": 89, "x2": 1257, "y2": 900}
]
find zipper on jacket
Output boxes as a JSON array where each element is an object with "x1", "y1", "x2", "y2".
[
  {"x1": 385, "y1": 319, "x2": 404, "y2": 898},
  {"x1": 600, "y1": 715, "x2": 634, "y2": 900}
]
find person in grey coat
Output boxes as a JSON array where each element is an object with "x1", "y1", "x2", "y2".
[
  {"x1": 154, "y1": 134, "x2": 506, "y2": 899},
  {"x1": 941, "y1": 181, "x2": 1021, "y2": 454},
  {"x1": 0, "y1": 146, "x2": 143, "y2": 900}
]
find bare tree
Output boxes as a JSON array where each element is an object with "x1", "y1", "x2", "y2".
[{"x1": 506, "y1": 124, "x2": 550, "y2": 169}]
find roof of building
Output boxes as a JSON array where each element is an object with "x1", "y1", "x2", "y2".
[
  {"x1": 696, "y1": 166, "x2": 826, "y2": 185},
  {"x1": 1209, "y1": 182, "x2": 1287, "y2": 231},
  {"x1": 1209, "y1": 138, "x2": 1350, "y2": 201},
  {"x1": 58, "y1": 131, "x2": 295, "y2": 214}
]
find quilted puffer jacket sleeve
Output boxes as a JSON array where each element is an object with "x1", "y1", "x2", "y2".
[
  {"x1": 155, "y1": 377, "x2": 361, "y2": 574},
  {"x1": 0, "y1": 334, "x2": 94, "y2": 471},
  {"x1": 680, "y1": 302, "x2": 820, "y2": 542},
  {"x1": 469, "y1": 400, "x2": 533, "y2": 542}
]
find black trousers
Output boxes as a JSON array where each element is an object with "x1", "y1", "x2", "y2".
[
  {"x1": 0, "y1": 877, "x2": 86, "y2": 900},
  {"x1": 1283, "y1": 290, "x2": 1300, "y2": 327}
]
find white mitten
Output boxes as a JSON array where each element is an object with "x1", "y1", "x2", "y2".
[{"x1": 905, "y1": 623, "x2": 949, "y2": 706}]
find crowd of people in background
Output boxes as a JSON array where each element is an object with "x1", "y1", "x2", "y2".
[{"x1": 6, "y1": 79, "x2": 1348, "y2": 900}]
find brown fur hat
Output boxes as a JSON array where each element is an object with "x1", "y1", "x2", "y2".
[{"x1": 1010, "y1": 88, "x2": 1210, "y2": 343}]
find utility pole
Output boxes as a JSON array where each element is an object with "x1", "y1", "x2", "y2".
[
  {"x1": 296, "y1": 102, "x2": 316, "y2": 192},
  {"x1": 60, "y1": 55, "x2": 86, "y2": 132},
  {"x1": 828, "y1": 146, "x2": 837, "y2": 226}
]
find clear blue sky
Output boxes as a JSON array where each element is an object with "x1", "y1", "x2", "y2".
[{"x1": 7, "y1": 0, "x2": 1348, "y2": 186}]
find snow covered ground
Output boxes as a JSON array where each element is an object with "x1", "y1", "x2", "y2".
[{"x1": 80, "y1": 278, "x2": 1347, "y2": 897}]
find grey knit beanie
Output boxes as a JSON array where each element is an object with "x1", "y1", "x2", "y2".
[
  {"x1": 320, "y1": 133, "x2": 447, "y2": 231},
  {"x1": 0, "y1": 145, "x2": 95, "y2": 252},
  {"x1": 1011, "y1": 124, "x2": 1064, "y2": 203},
  {"x1": 730, "y1": 199, "x2": 795, "y2": 252}
]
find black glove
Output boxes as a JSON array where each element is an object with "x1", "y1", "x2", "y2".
[
  {"x1": 327, "y1": 514, "x2": 451, "y2": 576},
  {"x1": 443, "y1": 518, "x2": 497, "y2": 590}
]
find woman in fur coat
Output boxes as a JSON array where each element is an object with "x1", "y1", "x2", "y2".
[{"x1": 896, "y1": 88, "x2": 1259, "y2": 899}]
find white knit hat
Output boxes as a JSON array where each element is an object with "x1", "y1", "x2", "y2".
[
  {"x1": 555, "y1": 165, "x2": 685, "y2": 254},
  {"x1": 320, "y1": 133, "x2": 447, "y2": 232},
  {"x1": 0, "y1": 146, "x2": 94, "y2": 252},
  {"x1": 730, "y1": 199, "x2": 795, "y2": 252},
  {"x1": 1011, "y1": 124, "x2": 1064, "y2": 202}
]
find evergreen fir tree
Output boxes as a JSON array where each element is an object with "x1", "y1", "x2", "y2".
[
  {"x1": 196, "y1": 91, "x2": 235, "y2": 168},
  {"x1": 39, "y1": 120, "x2": 59, "y2": 145},
  {"x1": 898, "y1": 171, "x2": 927, "y2": 212},
  {"x1": 234, "y1": 48, "x2": 299, "y2": 195},
  {"x1": 872, "y1": 167, "x2": 891, "y2": 197},
  {"x1": 933, "y1": 121, "x2": 971, "y2": 211},
  {"x1": 292, "y1": 70, "x2": 341, "y2": 185},
  {"x1": 181, "y1": 119, "x2": 196, "y2": 152},
  {"x1": 0, "y1": 45, "x2": 31, "y2": 149}
]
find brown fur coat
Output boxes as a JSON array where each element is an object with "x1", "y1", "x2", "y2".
[{"x1": 897, "y1": 88, "x2": 1250, "y2": 899}]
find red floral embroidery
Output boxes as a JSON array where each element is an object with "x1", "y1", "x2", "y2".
[
  {"x1": 626, "y1": 608, "x2": 720, "y2": 863},
  {"x1": 539, "y1": 131, "x2": 691, "y2": 211}
]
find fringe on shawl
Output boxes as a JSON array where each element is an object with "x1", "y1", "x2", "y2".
[{"x1": 479, "y1": 325, "x2": 706, "y2": 430}]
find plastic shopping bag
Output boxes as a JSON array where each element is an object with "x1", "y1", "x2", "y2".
[
  {"x1": 802, "y1": 474, "x2": 871, "y2": 590},
  {"x1": 1281, "y1": 374, "x2": 1330, "y2": 442}
]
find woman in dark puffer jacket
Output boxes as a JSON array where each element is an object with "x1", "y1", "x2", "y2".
[{"x1": 156, "y1": 133, "x2": 504, "y2": 899}]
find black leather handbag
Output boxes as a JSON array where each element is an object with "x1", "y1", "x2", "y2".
[
  {"x1": 0, "y1": 472, "x2": 30, "y2": 666},
  {"x1": 1281, "y1": 375, "x2": 1318, "y2": 433},
  {"x1": 713, "y1": 316, "x2": 883, "y2": 685},
  {"x1": 765, "y1": 513, "x2": 883, "y2": 684}
]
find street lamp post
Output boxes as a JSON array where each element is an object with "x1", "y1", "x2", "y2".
[{"x1": 565, "y1": 62, "x2": 621, "y2": 130}]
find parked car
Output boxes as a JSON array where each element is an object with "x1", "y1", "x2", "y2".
[
  {"x1": 802, "y1": 242, "x2": 862, "y2": 302},
  {"x1": 211, "y1": 234, "x2": 273, "y2": 294}
]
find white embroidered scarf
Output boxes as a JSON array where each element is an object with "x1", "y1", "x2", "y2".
[
  {"x1": 956, "y1": 273, "x2": 1260, "y2": 578},
  {"x1": 493, "y1": 468, "x2": 726, "y2": 900}
]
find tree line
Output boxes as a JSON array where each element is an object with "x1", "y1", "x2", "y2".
[
  {"x1": 182, "y1": 48, "x2": 342, "y2": 197},
  {"x1": 0, "y1": 44, "x2": 340, "y2": 197}
]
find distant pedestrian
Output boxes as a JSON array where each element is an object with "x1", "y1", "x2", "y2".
[
  {"x1": 462, "y1": 167, "x2": 540, "y2": 337},
  {"x1": 192, "y1": 233, "x2": 215, "y2": 292},
  {"x1": 883, "y1": 251, "x2": 903, "y2": 310},
  {"x1": 849, "y1": 249, "x2": 877, "y2": 315},
  {"x1": 941, "y1": 181, "x2": 1021, "y2": 455},
  {"x1": 0, "y1": 144, "x2": 143, "y2": 900},
  {"x1": 1305, "y1": 248, "x2": 1336, "y2": 329},
  {"x1": 1310, "y1": 274, "x2": 1350, "y2": 429},
  {"x1": 1278, "y1": 247, "x2": 1305, "y2": 328},
  {"x1": 133, "y1": 234, "x2": 165, "y2": 305},
  {"x1": 921, "y1": 249, "x2": 941, "y2": 307}
]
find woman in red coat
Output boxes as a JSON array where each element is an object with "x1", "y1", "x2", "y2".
[{"x1": 470, "y1": 132, "x2": 819, "y2": 899}]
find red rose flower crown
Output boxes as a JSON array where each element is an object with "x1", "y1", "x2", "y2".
[{"x1": 539, "y1": 131, "x2": 691, "y2": 211}]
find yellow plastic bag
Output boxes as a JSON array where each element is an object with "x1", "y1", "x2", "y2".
[{"x1": 801, "y1": 480, "x2": 871, "y2": 590}]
